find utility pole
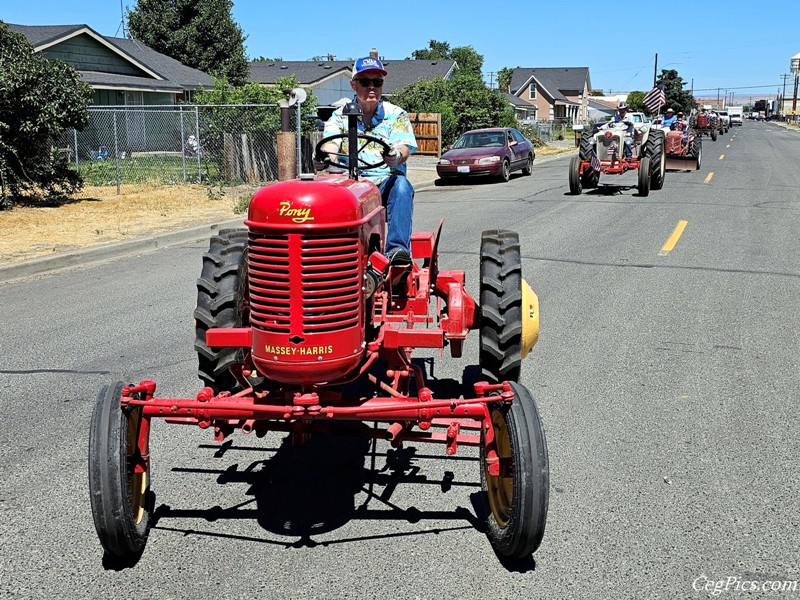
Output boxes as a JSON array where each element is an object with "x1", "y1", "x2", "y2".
[{"x1": 781, "y1": 73, "x2": 792, "y2": 116}]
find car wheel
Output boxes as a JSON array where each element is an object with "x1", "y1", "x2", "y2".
[
  {"x1": 499, "y1": 159, "x2": 511, "y2": 183},
  {"x1": 521, "y1": 154, "x2": 533, "y2": 176}
]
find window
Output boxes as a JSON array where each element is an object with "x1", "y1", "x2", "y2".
[{"x1": 528, "y1": 83, "x2": 537, "y2": 100}]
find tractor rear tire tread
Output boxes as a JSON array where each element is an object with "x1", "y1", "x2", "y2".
[
  {"x1": 479, "y1": 230, "x2": 523, "y2": 383},
  {"x1": 194, "y1": 228, "x2": 249, "y2": 392}
]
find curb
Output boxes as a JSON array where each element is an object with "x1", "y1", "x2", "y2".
[{"x1": 1, "y1": 152, "x2": 574, "y2": 284}]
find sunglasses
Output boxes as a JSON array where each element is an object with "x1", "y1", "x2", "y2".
[{"x1": 355, "y1": 78, "x2": 384, "y2": 88}]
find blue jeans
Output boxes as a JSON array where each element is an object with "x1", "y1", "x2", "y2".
[{"x1": 378, "y1": 175, "x2": 414, "y2": 256}]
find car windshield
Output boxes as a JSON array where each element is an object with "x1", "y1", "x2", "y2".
[{"x1": 453, "y1": 132, "x2": 506, "y2": 149}]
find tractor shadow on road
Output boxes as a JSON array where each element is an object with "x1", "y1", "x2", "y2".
[
  {"x1": 148, "y1": 363, "x2": 541, "y2": 570},
  {"x1": 564, "y1": 184, "x2": 648, "y2": 198}
]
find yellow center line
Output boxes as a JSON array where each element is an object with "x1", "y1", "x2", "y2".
[
  {"x1": 705, "y1": 172, "x2": 714, "y2": 183},
  {"x1": 726, "y1": 144, "x2": 731, "y2": 148},
  {"x1": 659, "y1": 220, "x2": 688, "y2": 256},
  {"x1": 719, "y1": 154, "x2": 725, "y2": 160}
]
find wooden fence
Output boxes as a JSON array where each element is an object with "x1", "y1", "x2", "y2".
[{"x1": 408, "y1": 113, "x2": 441, "y2": 156}]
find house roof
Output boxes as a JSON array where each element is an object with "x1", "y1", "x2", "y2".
[
  {"x1": 249, "y1": 59, "x2": 457, "y2": 94},
  {"x1": 510, "y1": 67, "x2": 591, "y2": 104},
  {"x1": 7, "y1": 23, "x2": 213, "y2": 93},
  {"x1": 588, "y1": 98, "x2": 616, "y2": 113},
  {"x1": 502, "y1": 91, "x2": 532, "y2": 108}
]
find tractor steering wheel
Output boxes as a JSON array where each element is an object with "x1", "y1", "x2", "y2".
[{"x1": 314, "y1": 133, "x2": 392, "y2": 171}]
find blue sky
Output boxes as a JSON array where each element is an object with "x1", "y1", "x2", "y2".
[{"x1": 3, "y1": 0, "x2": 798, "y2": 105}]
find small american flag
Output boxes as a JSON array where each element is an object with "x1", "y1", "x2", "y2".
[
  {"x1": 590, "y1": 151, "x2": 601, "y2": 171},
  {"x1": 643, "y1": 82, "x2": 666, "y2": 114}
]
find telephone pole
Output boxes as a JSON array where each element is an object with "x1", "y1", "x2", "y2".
[{"x1": 780, "y1": 74, "x2": 791, "y2": 116}]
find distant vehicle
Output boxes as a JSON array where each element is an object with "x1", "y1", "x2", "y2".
[
  {"x1": 436, "y1": 127, "x2": 535, "y2": 183},
  {"x1": 717, "y1": 110, "x2": 730, "y2": 130},
  {"x1": 728, "y1": 107, "x2": 744, "y2": 126}
]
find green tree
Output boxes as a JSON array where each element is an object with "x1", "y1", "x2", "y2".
[
  {"x1": 753, "y1": 99, "x2": 767, "y2": 112},
  {"x1": 392, "y1": 74, "x2": 516, "y2": 146},
  {"x1": 0, "y1": 23, "x2": 91, "y2": 206},
  {"x1": 409, "y1": 40, "x2": 484, "y2": 79},
  {"x1": 127, "y1": 0, "x2": 249, "y2": 86},
  {"x1": 659, "y1": 69, "x2": 695, "y2": 115},
  {"x1": 626, "y1": 91, "x2": 646, "y2": 113},
  {"x1": 409, "y1": 40, "x2": 450, "y2": 60},
  {"x1": 450, "y1": 46, "x2": 483, "y2": 78},
  {"x1": 497, "y1": 67, "x2": 514, "y2": 93}
]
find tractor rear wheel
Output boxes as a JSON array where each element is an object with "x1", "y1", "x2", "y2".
[
  {"x1": 479, "y1": 230, "x2": 523, "y2": 383},
  {"x1": 568, "y1": 156, "x2": 583, "y2": 195},
  {"x1": 645, "y1": 129, "x2": 666, "y2": 190},
  {"x1": 194, "y1": 228, "x2": 249, "y2": 392},
  {"x1": 481, "y1": 381, "x2": 549, "y2": 559},
  {"x1": 89, "y1": 381, "x2": 151, "y2": 560},
  {"x1": 637, "y1": 156, "x2": 651, "y2": 196}
]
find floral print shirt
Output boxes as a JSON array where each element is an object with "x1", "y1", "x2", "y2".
[{"x1": 322, "y1": 99, "x2": 417, "y2": 184}]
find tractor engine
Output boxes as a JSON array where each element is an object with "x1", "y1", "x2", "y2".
[
  {"x1": 665, "y1": 130, "x2": 685, "y2": 154},
  {"x1": 243, "y1": 176, "x2": 384, "y2": 385}
]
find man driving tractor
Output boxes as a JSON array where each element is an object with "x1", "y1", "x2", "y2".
[{"x1": 316, "y1": 56, "x2": 417, "y2": 265}]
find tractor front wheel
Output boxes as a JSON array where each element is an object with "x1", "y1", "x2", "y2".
[
  {"x1": 479, "y1": 230, "x2": 523, "y2": 383},
  {"x1": 711, "y1": 128, "x2": 718, "y2": 141},
  {"x1": 89, "y1": 381, "x2": 151, "y2": 560},
  {"x1": 481, "y1": 381, "x2": 549, "y2": 559},
  {"x1": 637, "y1": 156, "x2": 651, "y2": 196},
  {"x1": 194, "y1": 228, "x2": 249, "y2": 392},
  {"x1": 568, "y1": 156, "x2": 583, "y2": 195}
]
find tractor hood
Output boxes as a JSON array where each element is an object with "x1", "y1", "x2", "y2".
[{"x1": 246, "y1": 176, "x2": 382, "y2": 231}]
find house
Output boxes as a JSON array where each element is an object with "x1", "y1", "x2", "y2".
[
  {"x1": 508, "y1": 67, "x2": 592, "y2": 124},
  {"x1": 587, "y1": 98, "x2": 617, "y2": 122},
  {"x1": 503, "y1": 92, "x2": 537, "y2": 123},
  {"x1": 7, "y1": 23, "x2": 213, "y2": 106},
  {"x1": 248, "y1": 59, "x2": 458, "y2": 107}
]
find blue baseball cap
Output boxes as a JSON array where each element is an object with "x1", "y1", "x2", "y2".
[{"x1": 352, "y1": 56, "x2": 388, "y2": 78}]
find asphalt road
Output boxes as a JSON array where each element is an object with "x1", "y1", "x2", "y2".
[{"x1": 1, "y1": 122, "x2": 798, "y2": 599}]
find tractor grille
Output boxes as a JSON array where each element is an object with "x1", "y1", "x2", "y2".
[{"x1": 247, "y1": 233, "x2": 362, "y2": 334}]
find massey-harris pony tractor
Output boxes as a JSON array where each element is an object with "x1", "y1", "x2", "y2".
[
  {"x1": 569, "y1": 121, "x2": 666, "y2": 196},
  {"x1": 88, "y1": 103, "x2": 549, "y2": 562}
]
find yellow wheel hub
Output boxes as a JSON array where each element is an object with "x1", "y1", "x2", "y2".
[
  {"x1": 486, "y1": 409, "x2": 514, "y2": 527},
  {"x1": 520, "y1": 279, "x2": 539, "y2": 358},
  {"x1": 125, "y1": 407, "x2": 147, "y2": 525}
]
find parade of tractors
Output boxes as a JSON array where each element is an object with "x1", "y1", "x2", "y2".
[{"x1": 88, "y1": 103, "x2": 550, "y2": 563}]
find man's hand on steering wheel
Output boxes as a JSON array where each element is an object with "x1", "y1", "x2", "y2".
[{"x1": 313, "y1": 132, "x2": 392, "y2": 171}]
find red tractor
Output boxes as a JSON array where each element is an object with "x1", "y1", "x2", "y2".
[
  {"x1": 664, "y1": 125, "x2": 702, "y2": 171},
  {"x1": 692, "y1": 110, "x2": 718, "y2": 141},
  {"x1": 88, "y1": 103, "x2": 549, "y2": 562}
]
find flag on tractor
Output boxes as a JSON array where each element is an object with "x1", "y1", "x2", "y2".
[
  {"x1": 643, "y1": 82, "x2": 666, "y2": 114},
  {"x1": 590, "y1": 151, "x2": 601, "y2": 171}
]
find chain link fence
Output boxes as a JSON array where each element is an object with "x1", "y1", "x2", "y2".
[{"x1": 58, "y1": 104, "x2": 317, "y2": 192}]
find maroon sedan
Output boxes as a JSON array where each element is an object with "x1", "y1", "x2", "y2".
[{"x1": 436, "y1": 127, "x2": 535, "y2": 183}]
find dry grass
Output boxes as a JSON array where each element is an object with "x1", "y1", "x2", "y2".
[{"x1": 0, "y1": 184, "x2": 255, "y2": 265}]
